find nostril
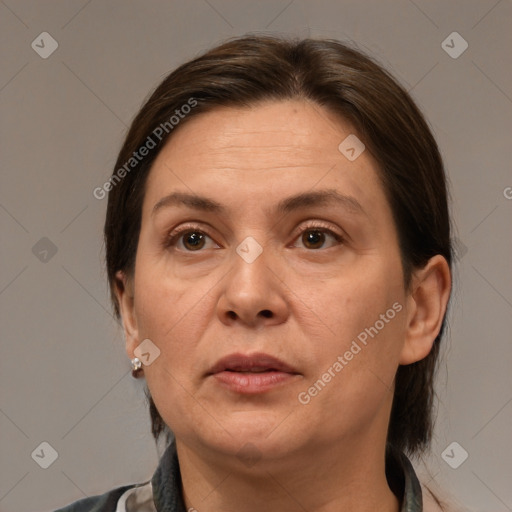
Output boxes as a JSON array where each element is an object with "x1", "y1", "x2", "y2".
[
  {"x1": 260, "y1": 310, "x2": 273, "y2": 318},
  {"x1": 227, "y1": 311, "x2": 237, "y2": 320}
]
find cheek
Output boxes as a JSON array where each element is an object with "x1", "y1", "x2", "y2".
[
  {"x1": 132, "y1": 260, "x2": 207, "y2": 366},
  {"x1": 326, "y1": 263, "x2": 404, "y2": 340},
  {"x1": 132, "y1": 265, "x2": 212, "y2": 434},
  {"x1": 303, "y1": 282, "x2": 406, "y2": 438},
  {"x1": 311, "y1": 263, "x2": 406, "y2": 393}
]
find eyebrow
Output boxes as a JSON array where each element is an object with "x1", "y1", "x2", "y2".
[
  {"x1": 152, "y1": 191, "x2": 225, "y2": 216},
  {"x1": 275, "y1": 189, "x2": 365, "y2": 216},
  {"x1": 151, "y1": 189, "x2": 366, "y2": 217}
]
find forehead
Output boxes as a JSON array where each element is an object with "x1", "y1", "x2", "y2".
[
  {"x1": 153, "y1": 100, "x2": 355, "y2": 168},
  {"x1": 143, "y1": 100, "x2": 386, "y2": 220}
]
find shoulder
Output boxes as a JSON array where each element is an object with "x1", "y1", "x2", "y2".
[
  {"x1": 421, "y1": 482, "x2": 472, "y2": 512},
  {"x1": 422, "y1": 483, "x2": 444, "y2": 512},
  {"x1": 54, "y1": 483, "x2": 139, "y2": 512}
]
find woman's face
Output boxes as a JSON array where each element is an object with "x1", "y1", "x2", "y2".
[{"x1": 120, "y1": 100, "x2": 415, "y2": 463}]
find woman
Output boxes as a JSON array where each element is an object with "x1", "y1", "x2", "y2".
[{"x1": 57, "y1": 35, "x2": 454, "y2": 511}]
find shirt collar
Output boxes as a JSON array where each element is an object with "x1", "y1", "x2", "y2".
[
  {"x1": 395, "y1": 449, "x2": 423, "y2": 511},
  {"x1": 151, "y1": 441, "x2": 187, "y2": 511}
]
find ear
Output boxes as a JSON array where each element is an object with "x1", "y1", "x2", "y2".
[
  {"x1": 400, "y1": 255, "x2": 451, "y2": 365},
  {"x1": 114, "y1": 270, "x2": 140, "y2": 359}
]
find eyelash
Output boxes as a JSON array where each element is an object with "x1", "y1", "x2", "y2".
[{"x1": 164, "y1": 221, "x2": 345, "y2": 251}]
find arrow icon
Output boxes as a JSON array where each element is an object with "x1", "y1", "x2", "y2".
[
  {"x1": 441, "y1": 32, "x2": 468, "y2": 59},
  {"x1": 236, "y1": 237, "x2": 263, "y2": 263},
  {"x1": 134, "y1": 339, "x2": 161, "y2": 366},
  {"x1": 441, "y1": 441, "x2": 468, "y2": 469},
  {"x1": 32, "y1": 237, "x2": 58, "y2": 262},
  {"x1": 338, "y1": 134, "x2": 365, "y2": 161},
  {"x1": 31, "y1": 32, "x2": 59, "y2": 59},
  {"x1": 31, "y1": 441, "x2": 58, "y2": 468}
]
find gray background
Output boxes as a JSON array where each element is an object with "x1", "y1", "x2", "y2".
[{"x1": 1, "y1": 1, "x2": 511, "y2": 511}]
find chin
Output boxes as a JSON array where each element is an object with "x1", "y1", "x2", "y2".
[{"x1": 210, "y1": 413, "x2": 306, "y2": 459}]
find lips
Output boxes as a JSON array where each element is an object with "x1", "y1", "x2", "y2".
[
  {"x1": 208, "y1": 353, "x2": 298, "y2": 374},
  {"x1": 207, "y1": 352, "x2": 300, "y2": 394}
]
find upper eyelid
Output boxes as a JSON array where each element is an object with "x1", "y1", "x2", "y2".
[
  {"x1": 169, "y1": 220, "x2": 342, "y2": 236},
  {"x1": 294, "y1": 220, "x2": 343, "y2": 234},
  {"x1": 165, "y1": 223, "x2": 213, "y2": 246}
]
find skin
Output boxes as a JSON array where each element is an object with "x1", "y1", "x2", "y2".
[{"x1": 116, "y1": 100, "x2": 451, "y2": 512}]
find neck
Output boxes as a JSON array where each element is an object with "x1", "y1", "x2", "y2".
[{"x1": 175, "y1": 437, "x2": 400, "y2": 512}]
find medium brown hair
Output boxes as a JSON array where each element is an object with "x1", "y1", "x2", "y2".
[{"x1": 105, "y1": 35, "x2": 452, "y2": 456}]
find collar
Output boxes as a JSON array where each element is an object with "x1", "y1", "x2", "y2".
[
  {"x1": 151, "y1": 441, "x2": 187, "y2": 511},
  {"x1": 391, "y1": 449, "x2": 423, "y2": 512}
]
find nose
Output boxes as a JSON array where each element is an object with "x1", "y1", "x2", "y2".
[{"x1": 216, "y1": 241, "x2": 290, "y2": 329}]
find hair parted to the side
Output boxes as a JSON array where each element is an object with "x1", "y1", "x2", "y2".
[{"x1": 105, "y1": 35, "x2": 452, "y2": 457}]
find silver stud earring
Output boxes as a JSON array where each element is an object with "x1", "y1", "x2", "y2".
[{"x1": 131, "y1": 357, "x2": 143, "y2": 378}]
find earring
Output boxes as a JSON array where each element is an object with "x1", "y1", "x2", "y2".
[{"x1": 131, "y1": 357, "x2": 143, "y2": 378}]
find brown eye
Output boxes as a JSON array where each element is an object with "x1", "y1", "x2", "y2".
[
  {"x1": 293, "y1": 226, "x2": 343, "y2": 250},
  {"x1": 182, "y1": 231, "x2": 206, "y2": 251},
  {"x1": 302, "y1": 230, "x2": 327, "y2": 249},
  {"x1": 165, "y1": 226, "x2": 219, "y2": 252}
]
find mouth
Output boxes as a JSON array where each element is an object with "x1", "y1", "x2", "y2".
[{"x1": 207, "y1": 352, "x2": 301, "y2": 394}]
